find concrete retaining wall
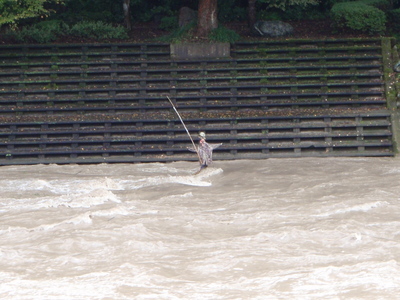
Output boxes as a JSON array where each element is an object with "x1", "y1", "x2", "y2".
[{"x1": 170, "y1": 43, "x2": 230, "y2": 59}]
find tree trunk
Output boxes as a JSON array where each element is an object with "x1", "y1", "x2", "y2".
[
  {"x1": 123, "y1": 0, "x2": 131, "y2": 31},
  {"x1": 197, "y1": 0, "x2": 218, "y2": 37},
  {"x1": 248, "y1": 0, "x2": 257, "y2": 28}
]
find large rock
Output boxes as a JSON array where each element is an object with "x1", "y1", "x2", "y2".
[
  {"x1": 394, "y1": 61, "x2": 400, "y2": 72},
  {"x1": 252, "y1": 20, "x2": 294, "y2": 37},
  {"x1": 179, "y1": 7, "x2": 196, "y2": 27}
]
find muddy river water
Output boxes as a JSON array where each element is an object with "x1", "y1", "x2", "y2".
[{"x1": 1, "y1": 157, "x2": 399, "y2": 299}]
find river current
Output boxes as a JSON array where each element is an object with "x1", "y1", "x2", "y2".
[{"x1": 1, "y1": 157, "x2": 400, "y2": 299}]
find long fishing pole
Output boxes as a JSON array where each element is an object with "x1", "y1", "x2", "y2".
[{"x1": 167, "y1": 96, "x2": 202, "y2": 165}]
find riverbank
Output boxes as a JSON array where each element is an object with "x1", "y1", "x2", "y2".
[{"x1": 0, "y1": 20, "x2": 377, "y2": 45}]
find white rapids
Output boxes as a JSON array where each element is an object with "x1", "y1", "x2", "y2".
[{"x1": 1, "y1": 157, "x2": 400, "y2": 299}]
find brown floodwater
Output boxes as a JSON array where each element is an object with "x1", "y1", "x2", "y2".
[{"x1": 1, "y1": 157, "x2": 399, "y2": 299}]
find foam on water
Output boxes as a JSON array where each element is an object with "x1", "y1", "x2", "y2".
[
  {"x1": 35, "y1": 212, "x2": 94, "y2": 231},
  {"x1": 0, "y1": 180, "x2": 121, "y2": 210},
  {"x1": 125, "y1": 167, "x2": 224, "y2": 189},
  {"x1": 1, "y1": 166, "x2": 220, "y2": 210},
  {"x1": 313, "y1": 200, "x2": 389, "y2": 217}
]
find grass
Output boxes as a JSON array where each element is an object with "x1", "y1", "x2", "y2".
[{"x1": 159, "y1": 22, "x2": 240, "y2": 44}]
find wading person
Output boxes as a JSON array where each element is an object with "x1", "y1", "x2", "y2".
[{"x1": 189, "y1": 132, "x2": 222, "y2": 169}]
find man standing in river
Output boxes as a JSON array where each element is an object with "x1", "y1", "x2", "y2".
[{"x1": 189, "y1": 132, "x2": 222, "y2": 169}]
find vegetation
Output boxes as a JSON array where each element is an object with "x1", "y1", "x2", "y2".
[
  {"x1": 4, "y1": 20, "x2": 128, "y2": 43},
  {"x1": 5, "y1": 20, "x2": 68, "y2": 43},
  {"x1": 209, "y1": 26, "x2": 241, "y2": 43},
  {"x1": 159, "y1": 21, "x2": 241, "y2": 44},
  {"x1": 331, "y1": 1, "x2": 387, "y2": 35},
  {"x1": 158, "y1": 21, "x2": 197, "y2": 43},
  {"x1": 1, "y1": 0, "x2": 400, "y2": 43},
  {"x1": 361, "y1": 0, "x2": 392, "y2": 11},
  {"x1": 69, "y1": 21, "x2": 128, "y2": 40},
  {"x1": 388, "y1": 8, "x2": 400, "y2": 33},
  {"x1": 0, "y1": 0, "x2": 65, "y2": 28}
]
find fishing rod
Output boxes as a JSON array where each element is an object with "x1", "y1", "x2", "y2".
[{"x1": 166, "y1": 96, "x2": 202, "y2": 165}]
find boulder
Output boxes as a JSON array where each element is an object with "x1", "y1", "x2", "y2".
[
  {"x1": 394, "y1": 61, "x2": 400, "y2": 72},
  {"x1": 252, "y1": 20, "x2": 294, "y2": 37},
  {"x1": 179, "y1": 7, "x2": 196, "y2": 28}
]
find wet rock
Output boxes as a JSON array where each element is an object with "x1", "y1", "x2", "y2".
[
  {"x1": 252, "y1": 20, "x2": 294, "y2": 37},
  {"x1": 394, "y1": 61, "x2": 400, "y2": 72}
]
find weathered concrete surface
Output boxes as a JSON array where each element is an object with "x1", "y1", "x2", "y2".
[
  {"x1": 383, "y1": 38, "x2": 400, "y2": 154},
  {"x1": 389, "y1": 39, "x2": 400, "y2": 154},
  {"x1": 170, "y1": 43, "x2": 230, "y2": 59}
]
